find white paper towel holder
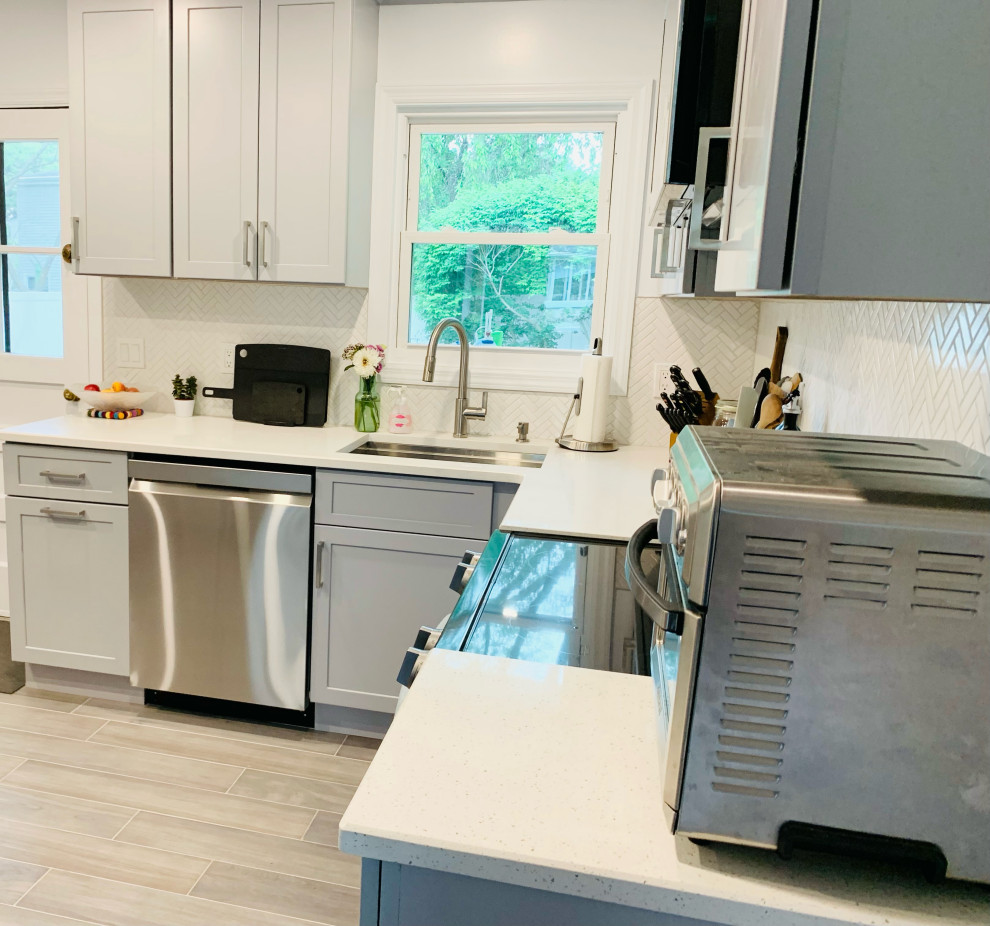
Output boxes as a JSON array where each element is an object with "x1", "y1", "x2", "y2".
[{"x1": 555, "y1": 338, "x2": 618, "y2": 453}]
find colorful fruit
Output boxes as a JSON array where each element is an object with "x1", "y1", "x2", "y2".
[
  {"x1": 63, "y1": 388, "x2": 80, "y2": 402},
  {"x1": 83, "y1": 383, "x2": 100, "y2": 392},
  {"x1": 111, "y1": 381, "x2": 125, "y2": 392},
  {"x1": 125, "y1": 386, "x2": 140, "y2": 393}
]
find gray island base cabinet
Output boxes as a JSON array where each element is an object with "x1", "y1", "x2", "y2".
[{"x1": 362, "y1": 861, "x2": 705, "y2": 926}]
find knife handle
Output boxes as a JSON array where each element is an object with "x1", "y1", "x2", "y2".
[{"x1": 692, "y1": 367, "x2": 716, "y2": 401}]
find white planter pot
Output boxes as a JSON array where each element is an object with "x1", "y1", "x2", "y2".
[{"x1": 173, "y1": 398, "x2": 195, "y2": 418}]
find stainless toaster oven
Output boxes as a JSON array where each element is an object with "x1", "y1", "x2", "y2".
[{"x1": 626, "y1": 427, "x2": 990, "y2": 883}]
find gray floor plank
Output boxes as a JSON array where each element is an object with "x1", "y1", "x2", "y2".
[
  {"x1": 229, "y1": 767, "x2": 358, "y2": 813},
  {"x1": 0, "y1": 704, "x2": 107, "y2": 741},
  {"x1": 0, "y1": 817, "x2": 208, "y2": 893},
  {"x1": 0, "y1": 899, "x2": 102, "y2": 925},
  {"x1": 0, "y1": 857, "x2": 47, "y2": 906},
  {"x1": 192, "y1": 860, "x2": 360, "y2": 926},
  {"x1": 0, "y1": 690, "x2": 86, "y2": 714},
  {"x1": 91, "y1": 722, "x2": 368, "y2": 786},
  {"x1": 115, "y1": 811, "x2": 359, "y2": 886},
  {"x1": 303, "y1": 811, "x2": 342, "y2": 848},
  {"x1": 0, "y1": 728, "x2": 242, "y2": 792},
  {"x1": 19, "y1": 869, "x2": 331, "y2": 926},
  {"x1": 0, "y1": 785, "x2": 135, "y2": 839},
  {"x1": 3, "y1": 761, "x2": 315, "y2": 839},
  {"x1": 336, "y1": 736, "x2": 381, "y2": 762}
]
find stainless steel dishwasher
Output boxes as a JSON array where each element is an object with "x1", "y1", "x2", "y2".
[{"x1": 128, "y1": 459, "x2": 312, "y2": 712}]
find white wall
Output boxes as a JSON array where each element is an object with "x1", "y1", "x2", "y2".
[
  {"x1": 377, "y1": 0, "x2": 664, "y2": 85},
  {"x1": 0, "y1": 0, "x2": 68, "y2": 107}
]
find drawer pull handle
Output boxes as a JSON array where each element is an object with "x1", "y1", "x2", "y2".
[
  {"x1": 41, "y1": 507, "x2": 87, "y2": 520},
  {"x1": 40, "y1": 470, "x2": 86, "y2": 482}
]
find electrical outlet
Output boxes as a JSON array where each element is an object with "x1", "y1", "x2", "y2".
[
  {"x1": 221, "y1": 343, "x2": 235, "y2": 371},
  {"x1": 653, "y1": 362, "x2": 675, "y2": 399},
  {"x1": 116, "y1": 338, "x2": 145, "y2": 369}
]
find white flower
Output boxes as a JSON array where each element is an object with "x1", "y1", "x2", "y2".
[{"x1": 351, "y1": 348, "x2": 381, "y2": 378}]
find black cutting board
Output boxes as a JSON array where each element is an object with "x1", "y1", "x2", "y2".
[{"x1": 202, "y1": 344, "x2": 331, "y2": 427}]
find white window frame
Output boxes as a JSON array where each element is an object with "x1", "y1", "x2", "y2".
[
  {"x1": 0, "y1": 108, "x2": 99, "y2": 386},
  {"x1": 367, "y1": 83, "x2": 654, "y2": 395}
]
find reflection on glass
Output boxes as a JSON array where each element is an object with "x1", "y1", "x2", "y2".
[
  {"x1": 464, "y1": 538, "x2": 585, "y2": 666},
  {"x1": 409, "y1": 243, "x2": 597, "y2": 350},
  {"x1": 1, "y1": 141, "x2": 60, "y2": 247},
  {"x1": 0, "y1": 253, "x2": 63, "y2": 358}
]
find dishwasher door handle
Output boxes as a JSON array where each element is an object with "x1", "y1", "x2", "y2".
[
  {"x1": 315, "y1": 540, "x2": 326, "y2": 587},
  {"x1": 128, "y1": 478, "x2": 312, "y2": 508}
]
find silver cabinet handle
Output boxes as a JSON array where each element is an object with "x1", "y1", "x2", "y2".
[
  {"x1": 688, "y1": 127, "x2": 731, "y2": 251},
  {"x1": 260, "y1": 221, "x2": 270, "y2": 268},
  {"x1": 40, "y1": 470, "x2": 86, "y2": 482},
  {"x1": 71, "y1": 216, "x2": 80, "y2": 266},
  {"x1": 315, "y1": 540, "x2": 325, "y2": 587},
  {"x1": 41, "y1": 507, "x2": 87, "y2": 520},
  {"x1": 243, "y1": 220, "x2": 253, "y2": 267}
]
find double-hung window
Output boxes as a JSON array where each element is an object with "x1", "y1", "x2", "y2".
[
  {"x1": 401, "y1": 124, "x2": 614, "y2": 354},
  {"x1": 0, "y1": 108, "x2": 90, "y2": 385},
  {"x1": 368, "y1": 86, "x2": 653, "y2": 394}
]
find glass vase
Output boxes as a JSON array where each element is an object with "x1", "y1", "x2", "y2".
[{"x1": 354, "y1": 375, "x2": 381, "y2": 432}]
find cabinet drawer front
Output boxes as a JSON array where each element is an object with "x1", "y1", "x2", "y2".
[
  {"x1": 310, "y1": 526, "x2": 471, "y2": 713},
  {"x1": 3, "y1": 443, "x2": 127, "y2": 505},
  {"x1": 6, "y1": 496, "x2": 129, "y2": 675},
  {"x1": 316, "y1": 470, "x2": 493, "y2": 538}
]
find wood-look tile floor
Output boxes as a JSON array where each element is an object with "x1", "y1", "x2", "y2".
[{"x1": 0, "y1": 688, "x2": 379, "y2": 925}]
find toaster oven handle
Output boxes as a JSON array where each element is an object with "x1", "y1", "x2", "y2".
[{"x1": 626, "y1": 518, "x2": 685, "y2": 635}]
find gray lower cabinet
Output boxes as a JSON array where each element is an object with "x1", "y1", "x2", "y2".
[
  {"x1": 310, "y1": 525, "x2": 478, "y2": 713},
  {"x1": 5, "y1": 495, "x2": 129, "y2": 675},
  {"x1": 362, "y1": 860, "x2": 706, "y2": 926}
]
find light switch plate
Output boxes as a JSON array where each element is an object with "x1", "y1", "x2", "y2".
[{"x1": 116, "y1": 338, "x2": 145, "y2": 369}]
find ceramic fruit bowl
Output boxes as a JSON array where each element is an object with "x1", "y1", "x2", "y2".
[{"x1": 68, "y1": 384, "x2": 155, "y2": 412}]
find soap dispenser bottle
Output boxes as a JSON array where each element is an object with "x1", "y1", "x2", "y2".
[{"x1": 387, "y1": 386, "x2": 413, "y2": 434}]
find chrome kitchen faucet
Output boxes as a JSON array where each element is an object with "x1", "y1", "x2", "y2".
[{"x1": 422, "y1": 318, "x2": 488, "y2": 438}]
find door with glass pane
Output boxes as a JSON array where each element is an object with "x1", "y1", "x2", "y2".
[{"x1": 0, "y1": 109, "x2": 88, "y2": 385}]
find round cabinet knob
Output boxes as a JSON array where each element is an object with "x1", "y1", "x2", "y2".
[{"x1": 656, "y1": 506, "x2": 680, "y2": 545}]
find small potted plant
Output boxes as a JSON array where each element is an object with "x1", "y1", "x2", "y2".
[
  {"x1": 342, "y1": 344, "x2": 385, "y2": 432},
  {"x1": 172, "y1": 374, "x2": 198, "y2": 418}
]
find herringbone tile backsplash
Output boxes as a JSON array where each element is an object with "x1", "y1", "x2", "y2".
[
  {"x1": 102, "y1": 278, "x2": 760, "y2": 447},
  {"x1": 756, "y1": 300, "x2": 990, "y2": 453}
]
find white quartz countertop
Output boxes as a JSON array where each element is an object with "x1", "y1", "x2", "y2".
[
  {"x1": 0, "y1": 414, "x2": 660, "y2": 541},
  {"x1": 339, "y1": 650, "x2": 990, "y2": 926}
]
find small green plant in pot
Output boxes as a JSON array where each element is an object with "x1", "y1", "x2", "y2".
[{"x1": 172, "y1": 374, "x2": 198, "y2": 418}]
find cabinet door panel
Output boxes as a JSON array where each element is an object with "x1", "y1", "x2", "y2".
[
  {"x1": 6, "y1": 497, "x2": 128, "y2": 675},
  {"x1": 257, "y1": 0, "x2": 350, "y2": 283},
  {"x1": 713, "y1": 0, "x2": 813, "y2": 293},
  {"x1": 311, "y1": 526, "x2": 474, "y2": 713},
  {"x1": 173, "y1": 0, "x2": 260, "y2": 280},
  {"x1": 68, "y1": 0, "x2": 171, "y2": 276}
]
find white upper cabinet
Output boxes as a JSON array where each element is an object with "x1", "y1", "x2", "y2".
[
  {"x1": 173, "y1": 0, "x2": 260, "y2": 281},
  {"x1": 257, "y1": 0, "x2": 351, "y2": 284},
  {"x1": 67, "y1": 0, "x2": 171, "y2": 277}
]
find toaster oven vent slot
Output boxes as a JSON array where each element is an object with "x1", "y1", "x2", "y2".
[
  {"x1": 731, "y1": 636, "x2": 795, "y2": 655},
  {"x1": 713, "y1": 766, "x2": 781, "y2": 784},
  {"x1": 910, "y1": 603, "x2": 977, "y2": 620},
  {"x1": 740, "y1": 570, "x2": 802, "y2": 591},
  {"x1": 717, "y1": 734, "x2": 784, "y2": 753},
  {"x1": 716, "y1": 750, "x2": 782, "y2": 768},
  {"x1": 828, "y1": 560, "x2": 891, "y2": 579},
  {"x1": 727, "y1": 671, "x2": 790, "y2": 687},
  {"x1": 711, "y1": 781, "x2": 779, "y2": 799},
  {"x1": 723, "y1": 686, "x2": 789, "y2": 704},
  {"x1": 823, "y1": 595, "x2": 887, "y2": 611},
  {"x1": 742, "y1": 552, "x2": 805, "y2": 572},
  {"x1": 736, "y1": 605, "x2": 799, "y2": 623},
  {"x1": 830, "y1": 543, "x2": 894, "y2": 560},
  {"x1": 729, "y1": 654, "x2": 793, "y2": 672},
  {"x1": 918, "y1": 550, "x2": 985, "y2": 569},
  {"x1": 720, "y1": 719, "x2": 786, "y2": 736},
  {"x1": 738, "y1": 588, "x2": 801, "y2": 606},
  {"x1": 745, "y1": 536, "x2": 807, "y2": 555},
  {"x1": 733, "y1": 620, "x2": 797, "y2": 638},
  {"x1": 722, "y1": 702, "x2": 788, "y2": 720}
]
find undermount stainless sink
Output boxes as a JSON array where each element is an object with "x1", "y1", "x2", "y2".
[{"x1": 348, "y1": 441, "x2": 546, "y2": 469}]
